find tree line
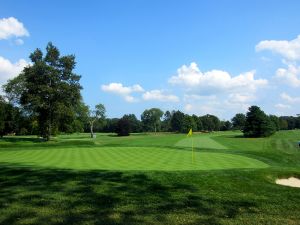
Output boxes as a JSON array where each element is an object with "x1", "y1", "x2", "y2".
[{"x1": 1, "y1": 43, "x2": 299, "y2": 139}]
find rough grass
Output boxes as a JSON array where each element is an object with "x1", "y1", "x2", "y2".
[{"x1": 0, "y1": 131, "x2": 299, "y2": 225}]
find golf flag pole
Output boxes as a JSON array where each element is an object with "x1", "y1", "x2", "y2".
[{"x1": 187, "y1": 128, "x2": 194, "y2": 162}]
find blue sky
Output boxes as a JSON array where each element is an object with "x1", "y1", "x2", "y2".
[{"x1": 1, "y1": 0, "x2": 300, "y2": 119}]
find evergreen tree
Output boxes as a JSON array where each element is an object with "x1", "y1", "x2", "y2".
[
  {"x1": 231, "y1": 113, "x2": 246, "y2": 130},
  {"x1": 243, "y1": 106, "x2": 276, "y2": 137}
]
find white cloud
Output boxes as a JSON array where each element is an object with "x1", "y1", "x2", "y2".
[
  {"x1": 101, "y1": 82, "x2": 144, "y2": 102},
  {"x1": 0, "y1": 17, "x2": 29, "y2": 40},
  {"x1": 15, "y1": 38, "x2": 24, "y2": 45},
  {"x1": 275, "y1": 103, "x2": 291, "y2": 109},
  {"x1": 227, "y1": 93, "x2": 256, "y2": 104},
  {"x1": 169, "y1": 62, "x2": 268, "y2": 118},
  {"x1": 142, "y1": 90, "x2": 179, "y2": 102},
  {"x1": 256, "y1": 35, "x2": 300, "y2": 61},
  {"x1": 280, "y1": 92, "x2": 300, "y2": 103},
  {"x1": 183, "y1": 94, "x2": 216, "y2": 102},
  {"x1": 0, "y1": 56, "x2": 28, "y2": 88},
  {"x1": 169, "y1": 62, "x2": 268, "y2": 93},
  {"x1": 275, "y1": 64, "x2": 300, "y2": 87}
]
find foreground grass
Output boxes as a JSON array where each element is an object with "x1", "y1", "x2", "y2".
[{"x1": 0, "y1": 131, "x2": 300, "y2": 224}]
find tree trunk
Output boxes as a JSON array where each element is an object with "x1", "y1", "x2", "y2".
[{"x1": 90, "y1": 121, "x2": 94, "y2": 138}]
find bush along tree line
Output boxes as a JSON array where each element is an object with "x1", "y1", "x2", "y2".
[{"x1": 1, "y1": 43, "x2": 300, "y2": 139}]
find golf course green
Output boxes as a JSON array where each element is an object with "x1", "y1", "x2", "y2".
[
  {"x1": 0, "y1": 131, "x2": 300, "y2": 225},
  {"x1": 0, "y1": 147, "x2": 268, "y2": 171}
]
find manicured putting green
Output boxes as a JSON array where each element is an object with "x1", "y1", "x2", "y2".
[
  {"x1": 175, "y1": 136, "x2": 228, "y2": 149},
  {"x1": 0, "y1": 147, "x2": 268, "y2": 171}
]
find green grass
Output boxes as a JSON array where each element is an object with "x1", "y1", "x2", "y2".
[
  {"x1": 0, "y1": 147, "x2": 268, "y2": 171},
  {"x1": 0, "y1": 131, "x2": 300, "y2": 224}
]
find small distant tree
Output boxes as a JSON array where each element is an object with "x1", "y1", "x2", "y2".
[
  {"x1": 181, "y1": 114, "x2": 197, "y2": 133},
  {"x1": 89, "y1": 104, "x2": 105, "y2": 138},
  {"x1": 116, "y1": 116, "x2": 130, "y2": 136},
  {"x1": 200, "y1": 115, "x2": 215, "y2": 132},
  {"x1": 161, "y1": 110, "x2": 172, "y2": 132},
  {"x1": 243, "y1": 106, "x2": 276, "y2": 137},
  {"x1": 170, "y1": 110, "x2": 185, "y2": 132},
  {"x1": 231, "y1": 113, "x2": 246, "y2": 130},
  {"x1": 220, "y1": 120, "x2": 232, "y2": 131},
  {"x1": 279, "y1": 118, "x2": 288, "y2": 130},
  {"x1": 122, "y1": 114, "x2": 142, "y2": 133},
  {"x1": 141, "y1": 108, "x2": 163, "y2": 132},
  {"x1": 269, "y1": 115, "x2": 280, "y2": 131}
]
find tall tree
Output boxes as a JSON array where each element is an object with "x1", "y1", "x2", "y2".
[
  {"x1": 88, "y1": 104, "x2": 106, "y2": 138},
  {"x1": 5, "y1": 42, "x2": 82, "y2": 140},
  {"x1": 141, "y1": 108, "x2": 163, "y2": 132},
  {"x1": 116, "y1": 116, "x2": 130, "y2": 136},
  {"x1": 122, "y1": 114, "x2": 142, "y2": 133},
  {"x1": 243, "y1": 106, "x2": 276, "y2": 137},
  {"x1": 170, "y1": 110, "x2": 185, "y2": 132},
  {"x1": 161, "y1": 110, "x2": 172, "y2": 132},
  {"x1": 181, "y1": 114, "x2": 197, "y2": 133},
  {"x1": 231, "y1": 113, "x2": 246, "y2": 130}
]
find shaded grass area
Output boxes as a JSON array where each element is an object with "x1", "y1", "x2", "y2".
[{"x1": 0, "y1": 166, "x2": 300, "y2": 225}]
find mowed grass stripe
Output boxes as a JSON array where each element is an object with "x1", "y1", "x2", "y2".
[
  {"x1": 0, "y1": 147, "x2": 268, "y2": 171},
  {"x1": 175, "y1": 135, "x2": 228, "y2": 149}
]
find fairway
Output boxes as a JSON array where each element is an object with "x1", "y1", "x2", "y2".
[{"x1": 0, "y1": 146, "x2": 268, "y2": 171}]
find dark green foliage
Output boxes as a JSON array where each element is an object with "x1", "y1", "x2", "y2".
[
  {"x1": 279, "y1": 118, "x2": 288, "y2": 130},
  {"x1": 141, "y1": 108, "x2": 163, "y2": 132},
  {"x1": 103, "y1": 118, "x2": 119, "y2": 133},
  {"x1": 180, "y1": 114, "x2": 197, "y2": 133},
  {"x1": 200, "y1": 114, "x2": 220, "y2": 131},
  {"x1": 279, "y1": 116, "x2": 300, "y2": 130},
  {"x1": 170, "y1": 110, "x2": 185, "y2": 132},
  {"x1": 231, "y1": 113, "x2": 246, "y2": 130},
  {"x1": 161, "y1": 110, "x2": 172, "y2": 131},
  {"x1": 220, "y1": 120, "x2": 232, "y2": 131},
  {"x1": 243, "y1": 106, "x2": 276, "y2": 137},
  {"x1": 0, "y1": 97, "x2": 22, "y2": 137},
  {"x1": 269, "y1": 115, "x2": 280, "y2": 131},
  {"x1": 5, "y1": 42, "x2": 82, "y2": 140},
  {"x1": 116, "y1": 116, "x2": 130, "y2": 136},
  {"x1": 122, "y1": 114, "x2": 142, "y2": 133}
]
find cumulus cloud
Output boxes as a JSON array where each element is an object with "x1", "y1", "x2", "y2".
[
  {"x1": 0, "y1": 17, "x2": 29, "y2": 40},
  {"x1": 142, "y1": 90, "x2": 179, "y2": 102},
  {"x1": 280, "y1": 92, "x2": 300, "y2": 103},
  {"x1": 101, "y1": 82, "x2": 144, "y2": 102},
  {"x1": 275, "y1": 64, "x2": 300, "y2": 87},
  {"x1": 227, "y1": 93, "x2": 256, "y2": 104},
  {"x1": 0, "y1": 56, "x2": 28, "y2": 88},
  {"x1": 168, "y1": 62, "x2": 268, "y2": 93},
  {"x1": 256, "y1": 35, "x2": 300, "y2": 61},
  {"x1": 169, "y1": 62, "x2": 268, "y2": 117}
]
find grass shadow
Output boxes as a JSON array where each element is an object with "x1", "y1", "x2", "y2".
[
  {"x1": 0, "y1": 165, "x2": 262, "y2": 225},
  {"x1": 0, "y1": 137, "x2": 45, "y2": 143}
]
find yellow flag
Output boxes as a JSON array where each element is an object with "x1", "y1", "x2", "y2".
[{"x1": 187, "y1": 128, "x2": 192, "y2": 137}]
